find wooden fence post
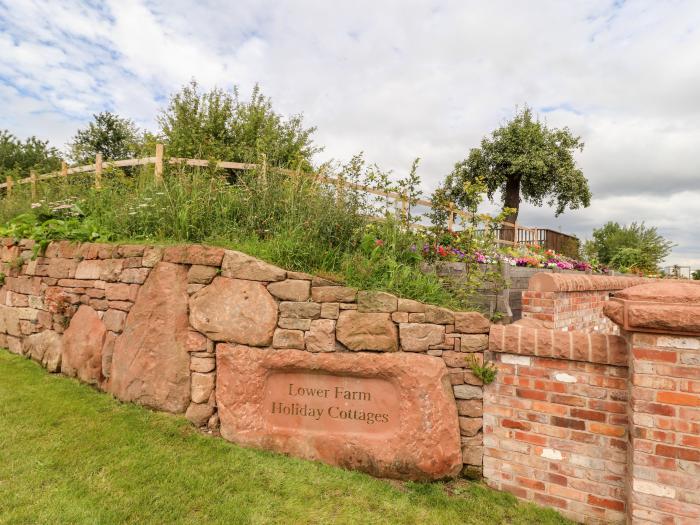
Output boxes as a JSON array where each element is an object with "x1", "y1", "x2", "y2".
[
  {"x1": 95, "y1": 153, "x2": 102, "y2": 190},
  {"x1": 401, "y1": 195, "x2": 408, "y2": 226},
  {"x1": 260, "y1": 153, "x2": 267, "y2": 188},
  {"x1": 155, "y1": 143, "x2": 164, "y2": 184},
  {"x1": 30, "y1": 170, "x2": 37, "y2": 201},
  {"x1": 6, "y1": 176, "x2": 12, "y2": 197},
  {"x1": 61, "y1": 161, "x2": 68, "y2": 181}
]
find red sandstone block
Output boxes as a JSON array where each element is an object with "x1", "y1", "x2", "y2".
[
  {"x1": 657, "y1": 391, "x2": 700, "y2": 407},
  {"x1": 552, "y1": 332, "x2": 571, "y2": 360},
  {"x1": 117, "y1": 244, "x2": 146, "y2": 257},
  {"x1": 633, "y1": 348, "x2": 677, "y2": 363},
  {"x1": 163, "y1": 245, "x2": 224, "y2": 266},
  {"x1": 570, "y1": 332, "x2": 589, "y2": 362},
  {"x1": 520, "y1": 328, "x2": 536, "y2": 354}
]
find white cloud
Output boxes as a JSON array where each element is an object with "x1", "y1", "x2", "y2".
[{"x1": 1, "y1": 0, "x2": 699, "y2": 267}]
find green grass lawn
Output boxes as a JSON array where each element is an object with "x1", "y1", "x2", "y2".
[{"x1": 0, "y1": 351, "x2": 571, "y2": 525}]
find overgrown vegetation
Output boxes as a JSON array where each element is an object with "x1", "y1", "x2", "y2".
[
  {"x1": 466, "y1": 355, "x2": 498, "y2": 385},
  {"x1": 0, "y1": 351, "x2": 572, "y2": 525},
  {"x1": 0, "y1": 157, "x2": 468, "y2": 309},
  {"x1": 0, "y1": 130, "x2": 62, "y2": 180},
  {"x1": 159, "y1": 81, "x2": 320, "y2": 169}
]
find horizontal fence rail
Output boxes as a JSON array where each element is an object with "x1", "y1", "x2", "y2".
[{"x1": 1, "y1": 144, "x2": 579, "y2": 253}]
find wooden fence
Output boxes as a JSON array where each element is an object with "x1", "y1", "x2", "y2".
[{"x1": 0, "y1": 144, "x2": 579, "y2": 253}]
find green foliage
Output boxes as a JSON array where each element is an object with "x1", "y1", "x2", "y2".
[
  {"x1": 0, "y1": 211, "x2": 105, "y2": 258},
  {"x1": 466, "y1": 355, "x2": 498, "y2": 385},
  {"x1": 342, "y1": 220, "x2": 459, "y2": 308},
  {"x1": 158, "y1": 81, "x2": 320, "y2": 169},
  {"x1": 68, "y1": 112, "x2": 142, "y2": 164},
  {"x1": 446, "y1": 106, "x2": 590, "y2": 222},
  {"x1": 425, "y1": 177, "x2": 510, "y2": 314},
  {"x1": 0, "y1": 157, "x2": 468, "y2": 309},
  {"x1": 588, "y1": 221, "x2": 673, "y2": 273},
  {"x1": 0, "y1": 130, "x2": 62, "y2": 179},
  {"x1": 693, "y1": 269, "x2": 700, "y2": 280}
]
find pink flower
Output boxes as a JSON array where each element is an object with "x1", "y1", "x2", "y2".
[{"x1": 375, "y1": 239, "x2": 384, "y2": 246}]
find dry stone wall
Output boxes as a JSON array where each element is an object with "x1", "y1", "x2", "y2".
[{"x1": 0, "y1": 238, "x2": 489, "y2": 480}]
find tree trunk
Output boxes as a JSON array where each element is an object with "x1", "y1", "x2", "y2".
[{"x1": 501, "y1": 176, "x2": 521, "y2": 245}]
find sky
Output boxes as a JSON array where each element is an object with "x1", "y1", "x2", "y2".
[{"x1": 1, "y1": 0, "x2": 699, "y2": 268}]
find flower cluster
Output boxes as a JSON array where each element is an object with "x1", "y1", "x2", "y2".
[{"x1": 372, "y1": 232, "x2": 606, "y2": 274}]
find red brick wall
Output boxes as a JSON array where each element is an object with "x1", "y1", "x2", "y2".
[
  {"x1": 626, "y1": 332, "x2": 700, "y2": 524},
  {"x1": 521, "y1": 273, "x2": 652, "y2": 333},
  {"x1": 485, "y1": 325, "x2": 629, "y2": 524},
  {"x1": 522, "y1": 289, "x2": 619, "y2": 333}
]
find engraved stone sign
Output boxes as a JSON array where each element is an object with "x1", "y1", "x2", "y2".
[
  {"x1": 263, "y1": 371, "x2": 400, "y2": 434},
  {"x1": 216, "y1": 344, "x2": 462, "y2": 480}
]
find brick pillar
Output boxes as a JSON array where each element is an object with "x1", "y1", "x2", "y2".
[{"x1": 604, "y1": 282, "x2": 700, "y2": 524}]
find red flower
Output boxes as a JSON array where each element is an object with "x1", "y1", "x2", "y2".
[
  {"x1": 375, "y1": 239, "x2": 384, "y2": 246},
  {"x1": 437, "y1": 245, "x2": 447, "y2": 257}
]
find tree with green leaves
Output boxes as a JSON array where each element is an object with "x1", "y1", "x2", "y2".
[
  {"x1": 444, "y1": 106, "x2": 591, "y2": 226},
  {"x1": 587, "y1": 221, "x2": 673, "y2": 273},
  {"x1": 158, "y1": 81, "x2": 320, "y2": 169},
  {"x1": 692, "y1": 269, "x2": 700, "y2": 280},
  {"x1": 0, "y1": 130, "x2": 62, "y2": 179},
  {"x1": 68, "y1": 112, "x2": 141, "y2": 164}
]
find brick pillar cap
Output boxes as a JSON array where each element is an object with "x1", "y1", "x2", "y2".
[
  {"x1": 528, "y1": 272, "x2": 650, "y2": 292},
  {"x1": 604, "y1": 281, "x2": 700, "y2": 335}
]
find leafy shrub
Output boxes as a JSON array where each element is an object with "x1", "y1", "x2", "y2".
[{"x1": 466, "y1": 355, "x2": 498, "y2": 385}]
